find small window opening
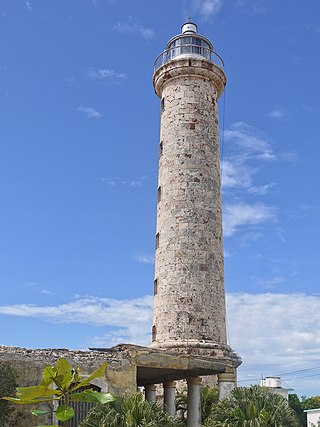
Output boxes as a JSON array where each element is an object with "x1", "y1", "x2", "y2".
[
  {"x1": 157, "y1": 186, "x2": 161, "y2": 203},
  {"x1": 159, "y1": 141, "x2": 163, "y2": 157},
  {"x1": 154, "y1": 279, "x2": 158, "y2": 295},
  {"x1": 152, "y1": 325, "x2": 157, "y2": 342},
  {"x1": 160, "y1": 98, "x2": 165, "y2": 113},
  {"x1": 155, "y1": 233, "x2": 160, "y2": 249}
]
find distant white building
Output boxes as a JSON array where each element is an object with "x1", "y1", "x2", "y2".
[
  {"x1": 260, "y1": 376, "x2": 292, "y2": 400},
  {"x1": 304, "y1": 408, "x2": 320, "y2": 427}
]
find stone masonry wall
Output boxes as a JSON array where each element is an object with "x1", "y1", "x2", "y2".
[
  {"x1": 152, "y1": 59, "x2": 228, "y2": 356},
  {"x1": 0, "y1": 346, "x2": 134, "y2": 426}
]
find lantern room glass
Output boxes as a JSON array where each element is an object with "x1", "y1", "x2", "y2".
[{"x1": 167, "y1": 36, "x2": 211, "y2": 60}]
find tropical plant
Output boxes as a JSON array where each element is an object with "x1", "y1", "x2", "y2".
[
  {"x1": 2, "y1": 358, "x2": 114, "y2": 427},
  {"x1": 80, "y1": 392, "x2": 184, "y2": 427},
  {"x1": 204, "y1": 385, "x2": 301, "y2": 427},
  {"x1": 301, "y1": 395, "x2": 320, "y2": 411},
  {"x1": 0, "y1": 362, "x2": 24, "y2": 426},
  {"x1": 288, "y1": 393, "x2": 306, "y2": 426}
]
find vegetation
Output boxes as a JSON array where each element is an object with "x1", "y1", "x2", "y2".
[
  {"x1": 2, "y1": 358, "x2": 114, "y2": 427},
  {"x1": 288, "y1": 393, "x2": 306, "y2": 426},
  {"x1": 176, "y1": 386, "x2": 218, "y2": 425},
  {"x1": 300, "y1": 395, "x2": 320, "y2": 411},
  {"x1": 0, "y1": 362, "x2": 23, "y2": 426},
  {"x1": 80, "y1": 392, "x2": 184, "y2": 427},
  {"x1": 203, "y1": 385, "x2": 301, "y2": 427}
]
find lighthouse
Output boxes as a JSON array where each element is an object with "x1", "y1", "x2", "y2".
[{"x1": 151, "y1": 22, "x2": 240, "y2": 396}]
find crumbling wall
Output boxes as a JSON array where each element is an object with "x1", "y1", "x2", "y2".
[{"x1": 0, "y1": 346, "x2": 131, "y2": 426}]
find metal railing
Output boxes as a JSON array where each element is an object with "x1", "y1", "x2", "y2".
[{"x1": 154, "y1": 44, "x2": 224, "y2": 72}]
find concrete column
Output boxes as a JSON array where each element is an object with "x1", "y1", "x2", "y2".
[
  {"x1": 163, "y1": 381, "x2": 176, "y2": 416},
  {"x1": 218, "y1": 367, "x2": 237, "y2": 400},
  {"x1": 145, "y1": 384, "x2": 157, "y2": 402},
  {"x1": 187, "y1": 377, "x2": 202, "y2": 427}
]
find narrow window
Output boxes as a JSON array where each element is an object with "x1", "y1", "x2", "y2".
[
  {"x1": 156, "y1": 233, "x2": 160, "y2": 249},
  {"x1": 159, "y1": 141, "x2": 163, "y2": 157},
  {"x1": 152, "y1": 325, "x2": 157, "y2": 342},
  {"x1": 160, "y1": 98, "x2": 165, "y2": 113},
  {"x1": 154, "y1": 279, "x2": 158, "y2": 295},
  {"x1": 157, "y1": 186, "x2": 161, "y2": 203}
]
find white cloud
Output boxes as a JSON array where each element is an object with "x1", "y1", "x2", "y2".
[
  {"x1": 23, "y1": 281, "x2": 55, "y2": 296},
  {"x1": 133, "y1": 254, "x2": 155, "y2": 265},
  {"x1": 227, "y1": 293, "x2": 320, "y2": 394},
  {"x1": 247, "y1": 182, "x2": 276, "y2": 195},
  {"x1": 191, "y1": 0, "x2": 223, "y2": 18},
  {"x1": 235, "y1": 0, "x2": 272, "y2": 14},
  {"x1": 223, "y1": 202, "x2": 276, "y2": 237},
  {"x1": 1, "y1": 292, "x2": 320, "y2": 393},
  {"x1": 268, "y1": 106, "x2": 288, "y2": 120},
  {"x1": 0, "y1": 295, "x2": 153, "y2": 340},
  {"x1": 86, "y1": 68, "x2": 126, "y2": 83},
  {"x1": 224, "y1": 122, "x2": 275, "y2": 159},
  {"x1": 221, "y1": 122, "x2": 280, "y2": 199},
  {"x1": 78, "y1": 106, "x2": 102, "y2": 118},
  {"x1": 25, "y1": 1, "x2": 32, "y2": 12},
  {"x1": 222, "y1": 157, "x2": 256, "y2": 189},
  {"x1": 113, "y1": 20, "x2": 154, "y2": 40},
  {"x1": 101, "y1": 175, "x2": 147, "y2": 188}
]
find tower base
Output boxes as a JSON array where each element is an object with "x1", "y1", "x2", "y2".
[{"x1": 150, "y1": 339, "x2": 241, "y2": 368}]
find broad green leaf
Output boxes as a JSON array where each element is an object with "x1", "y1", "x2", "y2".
[
  {"x1": 16, "y1": 385, "x2": 58, "y2": 400},
  {"x1": 69, "y1": 390, "x2": 114, "y2": 404},
  {"x1": 3, "y1": 386, "x2": 59, "y2": 404},
  {"x1": 41, "y1": 365, "x2": 57, "y2": 387},
  {"x1": 55, "y1": 358, "x2": 73, "y2": 389},
  {"x1": 31, "y1": 409, "x2": 51, "y2": 416},
  {"x1": 36, "y1": 425, "x2": 60, "y2": 427},
  {"x1": 2, "y1": 396, "x2": 56, "y2": 404},
  {"x1": 71, "y1": 362, "x2": 108, "y2": 391},
  {"x1": 56, "y1": 404, "x2": 75, "y2": 421}
]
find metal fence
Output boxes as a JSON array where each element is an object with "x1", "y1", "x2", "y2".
[{"x1": 154, "y1": 44, "x2": 224, "y2": 72}]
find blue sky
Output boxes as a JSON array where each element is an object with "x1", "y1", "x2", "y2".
[{"x1": 0, "y1": 0, "x2": 320, "y2": 396}]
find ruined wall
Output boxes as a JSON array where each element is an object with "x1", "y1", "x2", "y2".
[{"x1": 0, "y1": 346, "x2": 135, "y2": 426}]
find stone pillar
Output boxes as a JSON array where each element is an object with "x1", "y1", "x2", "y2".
[
  {"x1": 218, "y1": 367, "x2": 237, "y2": 399},
  {"x1": 163, "y1": 381, "x2": 176, "y2": 416},
  {"x1": 145, "y1": 384, "x2": 157, "y2": 402},
  {"x1": 187, "y1": 377, "x2": 202, "y2": 427}
]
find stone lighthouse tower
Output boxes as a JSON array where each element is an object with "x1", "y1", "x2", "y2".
[{"x1": 151, "y1": 22, "x2": 240, "y2": 389}]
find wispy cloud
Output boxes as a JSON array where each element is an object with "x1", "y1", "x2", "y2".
[
  {"x1": 268, "y1": 106, "x2": 288, "y2": 120},
  {"x1": 101, "y1": 175, "x2": 147, "y2": 188},
  {"x1": 254, "y1": 275, "x2": 285, "y2": 289},
  {"x1": 78, "y1": 106, "x2": 102, "y2": 118},
  {"x1": 222, "y1": 122, "x2": 297, "y2": 194},
  {"x1": 1, "y1": 292, "x2": 320, "y2": 394},
  {"x1": 85, "y1": 68, "x2": 126, "y2": 84},
  {"x1": 133, "y1": 254, "x2": 155, "y2": 265},
  {"x1": 25, "y1": 1, "x2": 32, "y2": 12},
  {"x1": 223, "y1": 202, "x2": 276, "y2": 237},
  {"x1": 0, "y1": 295, "x2": 153, "y2": 333},
  {"x1": 224, "y1": 122, "x2": 275, "y2": 160},
  {"x1": 23, "y1": 282, "x2": 55, "y2": 296},
  {"x1": 235, "y1": 0, "x2": 272, "y2": 14},
  {"x1": 113, "y1": 19, "x2": 154, "y2": 40},
  {"x1": 247, "y1": 183, "x2": 276, "y2": 195},
  {"x1": 191, "y1": 0, "x2": 224, "y2": 19}
]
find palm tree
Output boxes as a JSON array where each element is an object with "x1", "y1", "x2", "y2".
[
  {"x1": 80, "y1": 393, "x2": 184, "y2": 427},
  {"x1": 204, "y1": 385, "x2": 301, "y2": 427}
]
